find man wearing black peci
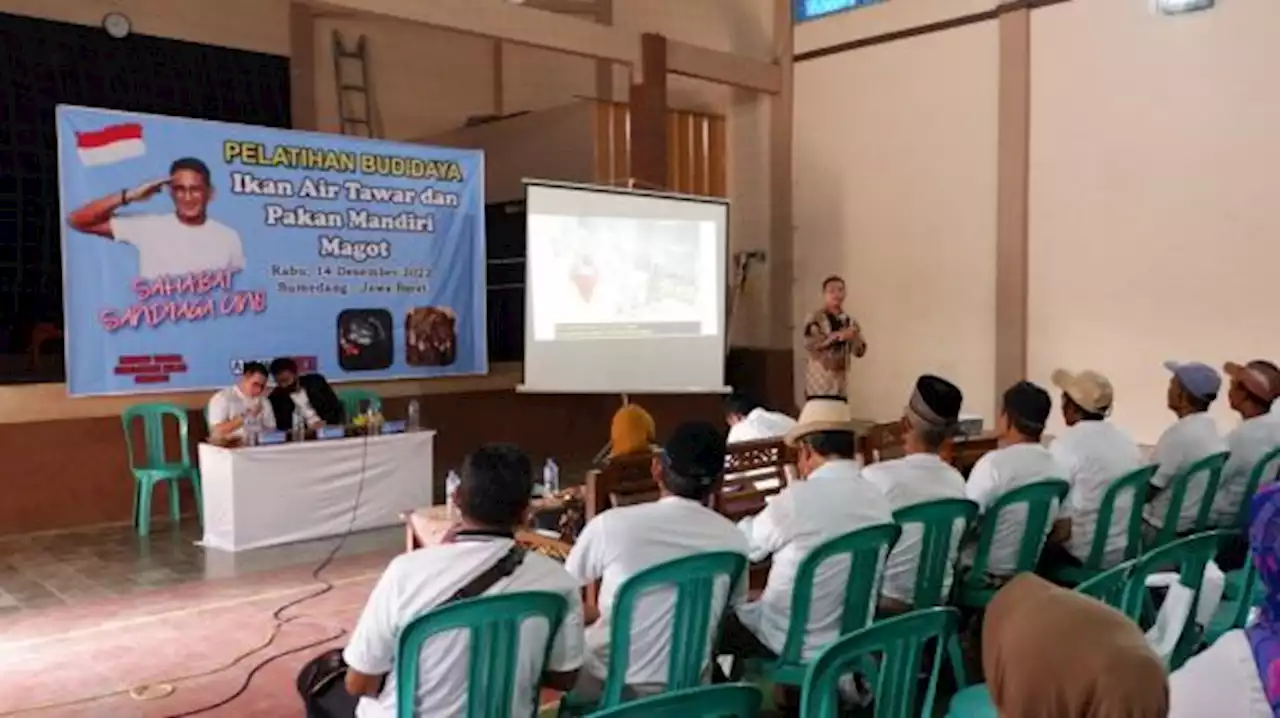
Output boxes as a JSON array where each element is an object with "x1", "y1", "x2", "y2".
[{"x1": 268, "y1": 357, "x2": 344, "y2": 431}]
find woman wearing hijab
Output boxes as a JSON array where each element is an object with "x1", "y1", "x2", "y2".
[
  {"x1": 606, "y1": 403, "x2": 658, "y2": 460},
  {"x1": 1168, "y1": 483, "x2": 1279, "y2": 717},
  {"x1": 982, "y1": 573, "x2": 1168, "y2": 717}
]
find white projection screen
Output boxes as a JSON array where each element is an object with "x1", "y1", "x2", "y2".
[{"x1": 519, "y1": 180, "x2": 729, "y2": 394}]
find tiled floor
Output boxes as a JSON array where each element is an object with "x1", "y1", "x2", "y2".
[{"x1": 0, "y1": 520, "x2": 404, "y2": 717}]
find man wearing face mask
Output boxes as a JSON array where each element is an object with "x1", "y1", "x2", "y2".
[{"x1": 268, "y1": 357, "x2": 344, "y2": 431}]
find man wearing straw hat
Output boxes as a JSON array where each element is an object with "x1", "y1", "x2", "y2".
[
  {"x1": 719, "y1": 399, "x2": 893, "y2": 679},
  {"x1": 1212, "y1": 361, "x2": 1280, "y2": 527}
]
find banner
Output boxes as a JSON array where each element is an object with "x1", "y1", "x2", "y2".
[{"x1": 57, "y1": 106, "x2": 487, "y2": 396}]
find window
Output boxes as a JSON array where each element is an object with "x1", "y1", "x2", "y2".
[{"x1": 795, "y1": 0, "x2": 881, "y2": 22}]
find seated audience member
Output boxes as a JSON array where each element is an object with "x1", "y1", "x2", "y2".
[
  {"x1": 1168, "y1": 483, "x2": 1280, "y2": 718},
  {"x1": 605, "y1": 403, "x2": 658, "y2": 462},
  {"x1": 724, "y1": 392, "x2": 797, "y2": 445},
  {"x1": 268, "y1": 356, "x2": 343, "y2": 431},
  {"x1": 1043, "y1": 368, "x2": 1143, "y2": 568},
  {"x1": 1212, "y1": 361, "x2": 1280, "y2": 527},
  {"x1": 1252, "y1": 360, "x2": 1280, "y2": 418},
  {"x1": 1143, "y1": 361, "x2": 1228, "y2": 539},
  {"x1": 965, "y1": 381, "x2": 1067, "y2": 579},
  {"x1": 862, "y1": 375, "x2": 967, "y2": 614},
  {"x1": 984, "y1": 574, "x2": 1167, "y2": 718},
  {"x1": 310, "y1": 444, "x2": 584, "y2": 718},
  {"x1": 724, "y1": 399, "x2": 894, "y2": 670},
  {"x1": 207, "y1": 361, "x2": 275, "y2": 440},
  {"x1": 565, "y1": 421, "x2": 748, "y2": 699}
]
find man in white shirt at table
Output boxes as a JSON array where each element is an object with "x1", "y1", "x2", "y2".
[
  {"x1": 1212, "y1": 361, "x2": 1280, "y2": 528},
  {"x1": 724, "y1": 393, "x2": 797, "y2": 445},
  {"x1": 563, "y1": 421, "x2": 749, "y2": 701},
  {"x1": 721, "y1": 398, "x2": 894, "y2": 676},
  {"x1": 206, "y1": 361, "x2": 275, "y2": 441},
  {"x1": 964, "y1": 381, "x2": 1067, "y2": 582},
  {"x1": 1042, "y1": 368, "x2": 1143, "y2": 570},
  {"x1": 862, "y1": 375, "x2": 968, "y2": 615},
  {"x1": 1143, "y1": 361, "x2": 1228, "y2": 542}
]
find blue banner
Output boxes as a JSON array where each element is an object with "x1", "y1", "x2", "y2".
[{"x1": 57, "y1": 106, "x2": 487, "y2": 396}]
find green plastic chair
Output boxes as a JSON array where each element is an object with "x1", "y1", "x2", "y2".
[
  {"x1": 753, "y1": 523, "x2": 902, "y2": 690},
  {"x1": 1206, "y1": 558, "x2": 1260, "y2": 645},
  {"x1": 891, "y1": 499, "x2": 980, "y2": 609},
  {"x1": 800, "y1": 607, "x2": 960, "y2": 718},
  {"x1": 121, "y1": 402, "x2": 201, "y2": 537},
  {"x1": 1223, "y1": 447, "x2": 1280, "y2": 602},
  {"x1": 1048, "y1": 465, "x2": 1156, "y2": 586},
  {"x1": 585, "y1": 684, "x2": 763, "y2": 718},
  {"x1": 395, "y1": 591, "x2": 568, "y2": 718},
  {"x1": 1074, "y1": 557, "x2": 1136, "y2": 611},
  {"x1": 956, "y1": 479, "x2": 1070, "y2": 608},
  {"x1": 339, "y1": 388, "x2": 382, "y2": 420},
  {"x1": 945, "y1": 684, "x2": 996, "y2": 718},
  {"x1": 559, "y1": 550, "x2": 749, "y2": 715},
  {"x1": 1148, "y1": 451, "x2": 1229, "y2": 549}
]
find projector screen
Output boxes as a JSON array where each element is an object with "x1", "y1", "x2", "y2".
[{"x1": 520, "y1": 181, "x2": 729, "y2": 394}]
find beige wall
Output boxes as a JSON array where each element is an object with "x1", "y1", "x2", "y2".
[
  {"x1": 793, "y1": 15, "x2": 1000, "y2": 423},
  {"x1": 1028, "y1": 0, "x2": 1280, "y2": 443}
]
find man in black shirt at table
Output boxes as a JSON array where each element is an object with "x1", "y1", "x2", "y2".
[{"x1": 268, "y1": 357, "x2": 344, "y2": 431}]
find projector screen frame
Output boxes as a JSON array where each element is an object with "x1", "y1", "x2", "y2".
[{"x1": 517, "y1": 178, "x2": 732, "y2": 396}]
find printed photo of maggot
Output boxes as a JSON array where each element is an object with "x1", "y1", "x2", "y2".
[{"x1": 405, "y1": 306, "x2": 457, "y2": 367}]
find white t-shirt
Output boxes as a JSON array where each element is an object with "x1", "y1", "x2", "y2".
[
  {"x1": 735, "y1": 459, "x2": 894, "y2": 659},
  {"x1": 1168, "y1": 630, "x2": 1269, "y2": 718},
  {"x1": 344, "y1": 537, "x2": 585, "y2": 718},
  {"x1": 1144, "y1": 413, "x2": 1228, "y2": 532},
  {"x1": 965, "y1": 442, "x2": 1068, "y2": 576},
  {"x1": 1213, "y1": 414, "x2": 1280, "y2": 526},
  {"x1": 563, "y1": 496, "x2": 748, "y2": 686},
  {"x1": 1048, "y1": 420, "x2": 1144, "y2": 566},
  {"x1": 206, "y1": 385, "x2": 276, "y2": 439},
  {"x1": 110, "y1": 213, "x2": 245, "y2": 279},
  {"x1": 727, "y1": 409, "x2": 798, "y2": 445},
  {"x1": 862, "y1": 453, "x2": 968, "y2": 605}
]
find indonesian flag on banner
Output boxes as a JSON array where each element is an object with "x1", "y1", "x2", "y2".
[{"x1": 76, "y1": 123, "x2": 146, "y2": 166}]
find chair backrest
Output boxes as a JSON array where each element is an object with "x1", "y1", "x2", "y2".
[
  {"x1": 965, "y1": 479, "x2": 1070, "y2": 584},
  {"x1": 394, "y1": 591, "x2": 567, "y2": 718},
  {"x1": 1153, "y1": 451, "x2": 1229, "y2": 547},
  {"x1": 1233, "y1": 446, "x2": 1280, "y2": 528},
  {"x1": 602, "y1": 550, "x2": 748, "y2": 709},
  {"x1": 777, "y1": 523, "x2": 902, "y2": 664},
  {"x1": 717, "y1": 438, "x2": 793, "y2": 521},
  {"x1": 121, "y1": 402, "x2": 191, "y2": 470},
  {"x1": 890, "y1": 499, "x2": 979, "y2": 608},
  {"x1": 1074, "y1": 558, "x2": 1137, "y2": 611},
  {"x1": 583, "y1": 451, "x2": 660, "y2": 521},
  {"x1": 1227, "y1": 558, "x2": 1262, "y2": 632},
  {"x1": 1122, "y1": 530, "x2": 1229, "y2": 668},
  {"x1": 338, "y1": 388, "x2": 382, "y2": 419},
  {"x1": 800, "y1": 607, "x2": 960, "y2": 718},
  {"x1": 1081, "y1": 465, "x2": 1159, "y2": 569},
  {"x1": 586, "y1": 684, "x2": 763, "y2": 718}
]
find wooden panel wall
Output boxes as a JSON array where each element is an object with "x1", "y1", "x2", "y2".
[{"x1": 591, "y1": 100, "x2": 726, "y2": 197}]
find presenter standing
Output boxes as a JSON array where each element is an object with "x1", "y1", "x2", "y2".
[{"x1": 802, "y1": 275, "x2": 866, "y2": 400}]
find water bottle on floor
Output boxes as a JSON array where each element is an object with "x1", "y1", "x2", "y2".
[
  {"x1": 445, "y1": 470, "x2": 461, "y2": 520},
  {"x1": 543, "y1": 458, "x2": 560, "y2": 495},
  {"x1": 407, "y1": 399, "x2": 420, "y2": 431}
]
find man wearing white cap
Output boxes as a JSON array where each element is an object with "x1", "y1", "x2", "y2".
[
  {"x1": 1143, "y1": 361, "x2": 1228, "y2": 538},
  {"x1": 1045, "y1": 369, "x2": 1143, "y2": 568},
  {"x1": 1212, "y1": 362, "x2": 1280, "y2": 527},
  {"x1": 721, "y1": 399, "x2": 893, "y2": 676}
]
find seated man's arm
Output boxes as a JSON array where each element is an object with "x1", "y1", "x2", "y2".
[
  {"x1": 207, "y1": 393, "x2": 241, "y2": 437},
  {"x1": 1145, "y1": 433, "x2": 1179, "y2": 504},
  {"x1": 964, "y1": 457, "x2": 999, "y2": 540},
  {"x1": 740, "y1": 494, "x2": 794, "y2": 564},
  {"x1": 1048, "y1": 445, "x2": 1076, "y2": 545},
  {"x1": 308, "y1": 375, "x2": 346, "y2": 425},
  {"x1": 343, "y1": 564, "x2": 401, "y2": 697},
  {"x1": 563, "y1": 519, "x2": 606, "y2": 621},
  {"x1": 541, "y1": 587, "x2": 586, "y2": 692}
]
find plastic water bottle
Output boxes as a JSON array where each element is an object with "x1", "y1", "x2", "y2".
[
  {"x1": 407, "y1": 400, "x2": 420, "y2": 431},
  {"x1": 543, "y1": 459, "x2": 560, "y2": 495},
  {"x1": 243, "y1": 411, "x2": 260, "y2": 447},
  {"x1": 445, "y1": 470, "x2": 462, "y2": 520},
  {"x1": 292, "y1": 408, "x2": 306, "y2": 441}
]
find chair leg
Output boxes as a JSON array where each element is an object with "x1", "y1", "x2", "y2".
[
  {"x1": 947, "y1": 634, "x2": 969, "y2": 689},
  {"x1": 169, "y1": 479, "x2": 181, "y2": 524},
  {"x1": 137, "y1": 480, "x2": 153, "y2": 537},
  {"x1": 131, "y1": 480, "x2": 141, "y2": 529},
  {"x1": 190, "y1": 470, "x2": 203, "y2": 526}
]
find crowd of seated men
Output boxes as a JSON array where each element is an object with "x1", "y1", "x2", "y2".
[{"x1": 295, "y1": 357, "x2": 1280, "y2": 717}]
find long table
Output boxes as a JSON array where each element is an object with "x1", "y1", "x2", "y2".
[{"x1": 199, "y1": 431, "x2": 435, "y2": 552}]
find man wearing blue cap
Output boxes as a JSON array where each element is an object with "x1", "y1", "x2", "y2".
[{"x1": 1143, "y1": 361, "x2": 1228, "y2": 539}]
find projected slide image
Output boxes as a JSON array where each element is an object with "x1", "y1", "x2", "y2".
[{"x1": 529, "y1": 214, "x2": 718, "y2": 341}]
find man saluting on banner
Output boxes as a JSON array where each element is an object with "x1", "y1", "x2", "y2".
[{"x1": 67, "y1": 157, "x2": 245, "y2": 280}]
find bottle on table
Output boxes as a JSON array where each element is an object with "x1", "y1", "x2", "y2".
[
  {"x1": 292, "y1": 408, "x2": 306, "y2": 442},
  {"x1": 243, "y1": 412, "x2": 260, "y2": 447},
  {"x1": 445, "y1": 470, "x2": 462, "y2": 520},
  {"x1": 543, "y1": 458, "x2": 560, "y2": 496},
  {"x1": 407, "y1": 400, "x2": 420, "y2": 431}
]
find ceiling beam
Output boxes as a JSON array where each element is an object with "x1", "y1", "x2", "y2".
[
  {"x1": 666, "y1": 39, "x2": 782, "y2": 94},
  {"x1": 308, "y1": 0, "x2": 639, "y2": 64}
]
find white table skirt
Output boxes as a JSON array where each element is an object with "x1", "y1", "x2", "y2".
[{"x1": 198, "y1": 431, "x2": 436, "y2": 552}]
